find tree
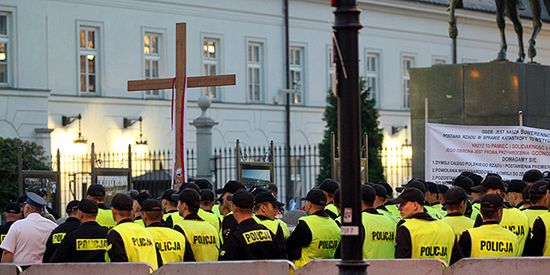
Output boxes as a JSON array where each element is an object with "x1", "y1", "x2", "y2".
[
  {"x1": 318, "y1": 78, "x2": 385, "y2": 184},
  {"x1": 0, "y1": 137, "x2": 48, "y2": 212}
]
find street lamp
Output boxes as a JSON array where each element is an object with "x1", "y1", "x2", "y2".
[{"x1": 62, "y1": 114, "x2": 87, "y2": 144}]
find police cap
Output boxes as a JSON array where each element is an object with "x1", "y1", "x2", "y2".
[
  {"x1": 425, "y1": 181, "x2": 438, "y2": 193},
  {"x1": 444, "y1": 187, "x2": 467, "y2": 205},
  {"x1": 506, "y1": 179, "x2": 526, "y2": 193},
  {"x1": 232, "y1": 190, "x2": 255, "y2": 209},
  {"x1": 141, "y1": 199, "x2": 162, "y2": 212},
  {"x1": 78, "y1": 199, "x2": 98, "y2": 214},
  {"x1": 437, "y1": 184, "x2": 449, "y2": 195},
  {"x1": 529, "y1": 180, "x2": 548, "y2": 198},
  {"x1": 215, "y1": 180, "x2": 245, "y2": 195},
  {"x1": 303, "y1": 189, "x2": 327, "y2": 206},
  {"x1": 450, "y1": 176, "x2": 474, "y2": 194},
  {"x1": 361, "y1": 185, "x2": 376, "y2": 205},
  {"x1": 372, "y1": 184, "x2": 388, "y2": 198},
  {"x1": 172, "y1": 188, "x2": 201, "y2": 209},
  {"x1": 4, "y1": 202, "x2": 21, "y2": 214},
  {"x1": 391, "y1": 187, "x2": 425, "y2": 205},
  {"x1": 317, "y1": 179, "x2": 340, "y2": 195},
  {"x1": 200, "y1": 189, "x2": 215, "y2": 202},
  {"x1": 25, "y1": 192, "x2": 47, "y2": 208},
  {"x1": 523, "y1": 169, "x2": 543, "y2": 183},
  {"x1": 161, "y1": 189, "x2": 178, "y2": 203},
  {"x1": 254, "y1": 190, "x2": 284, "y2": 207},
  {"x1": 480, "y1": 194, "x2": 503, "y2": 209},
  {"x1": 194, "y1": 179, "x2": 213, "y2": 190},
  {"x1": 471, "y1": 175, "x2": 505, "y2": 193},
  {"x1": 87, "y1": 184, "x2": 106, "y2": 197},
  {"x1": 396, "y1": 178, "x2": 426, "y2": 194},
  {"x1": 66, "y1": 200, "x2": 80, "y2": 213},
  {"x1": 111, "y1": 193, "x2": 133, "y2": 211}
]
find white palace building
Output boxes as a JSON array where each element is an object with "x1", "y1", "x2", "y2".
[{"x1": 1, "y1": 0, "x2": 550, "y2": 156}]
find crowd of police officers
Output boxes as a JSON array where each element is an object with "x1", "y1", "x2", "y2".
[{"x1": 1, "y1": 169, "x2": 550, "y2": 271}]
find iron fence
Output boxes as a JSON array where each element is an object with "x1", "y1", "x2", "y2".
[{"x1": 42, "y1": 144, "x2": 411, "y2": 215}]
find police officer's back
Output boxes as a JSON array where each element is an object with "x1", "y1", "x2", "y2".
[
  {"x1": 394, "y1": 188, "x2": 461, "y2": 265},
  {"x1": 216, "y1": 181, "x2": 245, "y2": 242},
  {"x1": 441, "y1": 187, "x2": 474, "y2": 240},
  {"x1": 317, "y1": 179, "x2": 340, "y2": 220},
  {"x1": 0, "y1": 203, "x2": 22, "y2": 262},
  {"x1": 172, "y1": 188, "x2": 219, "y2": 262},
  {"x1": 161, "y1": 189, "x2": 182, "y2": 228},
  {"x1": 459, "y1": 194, "x2": 518, "y2": 257},
  {"x1": 141, "y1": 199, "x2": 191, "y2": 266},
  {"x1": 43, "y1": 200, "x2": 81, "y2": 262},
  {"x1": 50, "y1": 199, "x2": 109, "y2": 262},
  {"x1": 106, "y1": 193, "x2": 158, "y2": 271},
  {"x1": 220, "y1": 190, "x2": 285, "y2": 260},
  {"x1": 286, "y1": 189, "x2": 340, "y2": 269},
  {"x1": 360, "y1": 185, "x2": 395, "y2": 259},
  {"x1": 521, "y1": 181, "x2": 549, "y2": 229},
  {"x1": 253, "y1": 189, "x2": 288, "y2": 242}
]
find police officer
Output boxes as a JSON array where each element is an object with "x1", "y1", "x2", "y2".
[
  {"x1": 0, "y1": 203, "x2": 22, "y2": 262},
  {"x1": 459, "y1": 194, "x2": 518, "y2": 257},
  {"x1": 253, "y1": 189, "x2": 289, "y2": 244},
  {"x1": 216, "y1": 181, "x2": 245, "y2": 242},
  {"x1": 523, "y1": 169, "x2": 544, "y2": 184},
  {"x1": 450, "y1": 175, "x2": 477, "y2": 219},
  {"x1": 472, "y1": 175, "x2": 529, "y2": 255},
  {"x1": 220, "y1": 190, "x2": 285, "y2": 260},
  {"x1": 397, "y1": 179, "x2": 441, "y2": 219},
  {"x1": 437, "y1": 184, "x2": 449, "y2": 206},
  {"x1": 521, "y1": 180, "x2": 549, "y2": 229},
  {"x1": 49, "y1": 199, "x2": 109, "y2": 262},
  {"x1": 394, "y1": 188, "x2": 461, "y2": 264},
  {"x1": 425, "y1": 181, "x2": 445, "y2": 218},
  {"x1": 317, "y1": 179, "x2": 340, "y2": 220},
  {"x1": 441, "y1": 187, "x2": 474, "y2": 240},
  {"x1": 506, "y1": 180, "x2": 527, "y2": 208},
  {"x1": 371, "y1": 184, "x2": 389, "y2": 209},
  {"x1": 141, "y1": 199, "x2": 192, "y2": 266},
  {"x1": 524, "y1": 184, "x2": 550, "y2": 256},
  {"x1": 133, "y1": 191, "x2": 152, "y2": 227},
  {"x1": 287, "y1": 189, "x2": 340, "y2": 268},
  {"x1": 161, "y1": 189, "x2": 182, "y2": 228},
  {"x1": 360, "y1": 185, "x2": 395, "y2": 259},
  {"x1": 106, "y1": 193, "x2": 158, "y2": 271},
  {"x1": 86, "y1": 184, "x2": 116, "y2": 229},
  {"x1": 180, "y1": 182, "x2": 222, "y2": 236},
  {"x1": 43, "y1": 200, "x2": 81, "y2": 262},
  {"x1": 172, "y1": 188, "x2": 220, "y2": 262},
  {"x1": 0, "y1": 192, "x2": 57, "y2": 268}
]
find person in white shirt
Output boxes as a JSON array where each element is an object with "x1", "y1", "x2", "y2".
[{"x1": 0, "y1": 192, "x2": 57, "y2": 268}]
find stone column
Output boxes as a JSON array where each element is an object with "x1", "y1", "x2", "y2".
[{"x1": 190, "y1": 95, "x2": 218, "y2": 180}]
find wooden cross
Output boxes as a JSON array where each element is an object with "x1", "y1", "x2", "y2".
[{"x1": 127, "y1": 23, "x2": 235, "y2": 186}]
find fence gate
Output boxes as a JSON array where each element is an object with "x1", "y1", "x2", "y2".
[{"x1": 91, "y1": 143, "x2": 132, "y2": 202}]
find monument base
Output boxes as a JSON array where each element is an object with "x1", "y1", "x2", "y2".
[{"x1": 410, "y1": 61, "x2": 550, "y2": 178}]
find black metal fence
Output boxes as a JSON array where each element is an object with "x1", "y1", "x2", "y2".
[{"x1": 44, "y1": 144, "x2": 411, "y2": 214}]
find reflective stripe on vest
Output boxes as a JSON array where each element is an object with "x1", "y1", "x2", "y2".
[
  {"x1": 174, "y1": 219, "x2": 219, "y2": 262},
  {"x1": 441, "y1": 215, "x2": 474, "y2": 240},
  {"x1": 401, "y1": 218, "x2": 454, "y2": 264},
  {"x1": 361, "y1": 212, "x2": 395, "y2": 259},
  {"x1": 500, "y1": 208, "x2": 528, "y2": 255},
  {"x1": 294, "y1": 215, "x2": 340, "y2": 269},
  {"x1": 109, "y1": 222, "x2": 158, "y2": 270},
  {"x1": 522, "y1": 209, "x2": 548, "y2": 229},
  {"x1": 538, "y1": 213, "x2": 550, "y2": 256},
  {"x1": 468, "y1": 224, "x2": 518, "y2": 257},
  {"x1": 97, "y1": 208, "x2": 116, "y2": 229},
  {"x1": 146, "y1": 226, "x2": 186, "y2": 265}
]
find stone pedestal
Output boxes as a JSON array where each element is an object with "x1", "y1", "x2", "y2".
[
  {"x1": 410, "y1": 61, "x2": 550, "y2": 178},
  {"x1": 190, "y1": 95, "x2": 218, "y2": 180}
]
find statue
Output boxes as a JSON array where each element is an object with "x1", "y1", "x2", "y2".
[
  {"x1": 495, "y1": 0, "x2": 525, "y2": 62},
  {"x1": 448, "y1": 0, "x2": 463, "y2": 41},
  {"x1": 526, "y1": 0, "x2": 550, "y2": 62}
]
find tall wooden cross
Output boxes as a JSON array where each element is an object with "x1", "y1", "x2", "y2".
[{"x1": 127, "y1": 23, "x2": 235, "y2": 186}]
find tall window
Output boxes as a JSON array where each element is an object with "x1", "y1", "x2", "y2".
[
  {"x1": 0, "y1": 14, "x2": 9, "y2": 85},
  {"x1": 247, "y1": 42, "x2": 263, "y2": 103},
  {"x1": 402, "y1": 56, "x2": 415, "y2": 110},
  {"x1": 366, "y1": 52, "x2": 380, "y2": 106},
  {"x1": 79, "y1": 27, "x2": 98, "y2": 94},
  {"x1": 144, "y1": 32, "x2": 162, "y2": 98},
  {"x1": 289, "y1": 46, "x2": 304, "y2": 104},
  {"x1": 202, "y1": 38, "x2": 220, "y2": 100}
]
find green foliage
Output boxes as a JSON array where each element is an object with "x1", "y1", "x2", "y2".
[
  {"x1": 0, "y1": 137, "x2": 48, "y2": 211},
  {"x1": 317, "y1": 79, "x2": 385, "y2": 184}
]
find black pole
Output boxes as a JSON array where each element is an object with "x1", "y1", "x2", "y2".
[
  {"x1": 332, "y1": 1, "x2": 367, "y2": 275},
  {"x1": 284, "y1": 0, "x2": 293, "y2": 207}
]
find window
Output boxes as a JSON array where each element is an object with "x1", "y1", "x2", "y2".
[
  {"x1": 402, "y1": 56, "x2": 415, "y2": 110},
  {"x1": 327, "y1": 47, "x2": 335, "y2": 93},
  {"x1": 366, "y1": 52, "x2": 380, "y2": 106},
  {"x1": 247, "y1": 41, "x2": 263, "y2": 103},
  {"x1": 79, "y1": 27, "x2": 99, "y2": 94},
  {"x1": 289, "y1": 46, "x2": 304, "y2": 104},
  {"x1": 202, "y1": 38, "x2": 220, "y2": 100},
  {"x1": 144, "y1": 32, "x2": 162, "y2": 98},
  {"x1": 0, "y1": 14, "x2": 9, "y2": 85},
  {"x1": 433, "y1": 57, "x2": 447, "y2": 65}
]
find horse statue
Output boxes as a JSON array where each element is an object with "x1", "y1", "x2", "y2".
[{"x1": 526, "y1": 0, "x2": 550, "y2": 62}]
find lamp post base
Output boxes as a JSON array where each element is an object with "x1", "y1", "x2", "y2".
[{"x1": 337, "y1": 260, "x2": 369, "y2": 275}]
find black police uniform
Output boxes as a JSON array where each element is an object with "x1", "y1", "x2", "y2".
[
  {"x1": 43, "y1": 217, "x2": 81, "y2": 262},
  {"x1": 255, "y1": 214, "x2": 287, "y2": 256},
  {"x1": 221, "y1": 213, "x2": 238, "y2": 243},
  {"x1": 0, "y1": 220, "x2": 16, "y2": 262},
  {"x1": 49, "y1": 221, "x2": 109, "y2": 262},
  {"x1": 220, "y1": 217, "x2": 286, "y2": 260},
  {"x1": 524, "y1": 215, "x2": 548, "y2": 256}
]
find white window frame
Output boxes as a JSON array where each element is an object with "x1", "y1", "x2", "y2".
[
  {"x1": 401, "y1": 54, "x2": 415, "y2": 110},
  {"x1": 77, "y1": 22, "x2": 102, "y2": 96},
  {"x1": 289, "y1": 45, "x2": 305, "y2": 105},
  {"x1": 0, "y1": 10, "x2": 14, "y2": 87},
  {"x1": 365, "y1": 50, "x2": 381, "y2": 108},
  {"x1": 327, "y1": 44, "x2": 335, "y2": 93},
  {"x1": 246, "y1": 40, "x2": 264, "y2": 103},
  {"x1": 432, "y1": 56, "x2": 447, "y2": 65},
  {"x1": 201, "y1": 35, "x2": 222, "y2": 101},
  {"x1": 142, "y1": 29, "x2": 165, "y2": 99}
]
